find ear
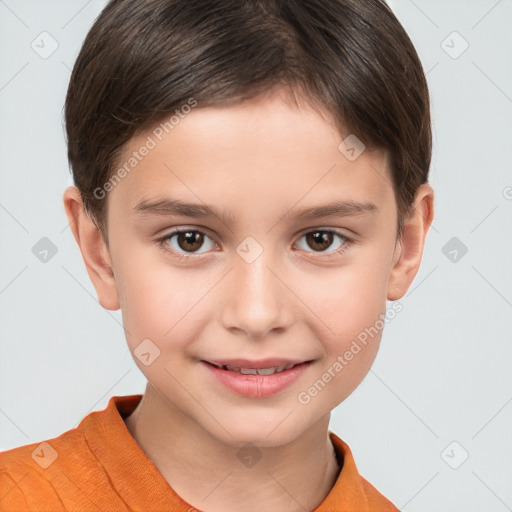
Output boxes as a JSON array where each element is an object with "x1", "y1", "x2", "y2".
[
  {"x1": 62, "y1": 186, "x2": 120, "y2": 310},
  {"x1": 387, "y1": 183, "x2": 434, "y2": 301}
]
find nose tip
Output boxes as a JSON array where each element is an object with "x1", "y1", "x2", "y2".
[{"x1": 220, "y1": 252, "x2": 294, "y2": 340}]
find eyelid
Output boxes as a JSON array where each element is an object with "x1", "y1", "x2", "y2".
[{"x1": 295, "y1": 225, "x2": 353, "y2": 240}]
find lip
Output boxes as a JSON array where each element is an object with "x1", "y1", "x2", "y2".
[
  {"x1": 201, "y1": 359, "x2": 313, "y2": 399},
  {"x1": 206, "y1": 358, "x2": 307, "y2": 369}
]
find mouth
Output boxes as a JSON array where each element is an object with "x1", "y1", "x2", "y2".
[
  {"x1": 203, "y1": 359, "x2": 312, "y2": 375},
  {"x1": 201, "y1": 358, "x2": 314, "y2": 398}
]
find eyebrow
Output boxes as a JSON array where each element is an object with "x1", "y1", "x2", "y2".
[
  {"x1": 133, "y1": 197, "x2": 237, "y2": 224},
  {"x1": 290, "y1": 200, "x2": 378, "y2": 220},
  {"x1": 133, "y1": 196, "x2": 378, "y2": 224}
]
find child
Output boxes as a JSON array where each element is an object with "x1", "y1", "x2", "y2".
[{"x1": 0, "y1": 0, "x2": 434, "y2": 510}]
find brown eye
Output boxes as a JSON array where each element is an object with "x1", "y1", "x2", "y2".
[
  {"x1": 176, "y1": 231, "x2": 204, "y2": 252},
  {"x1": 295, "y1": 229, "x2": 350, "y2": 256},
  {"x1": 305, "y1": 231, "x2": 334, "y2": 252},
  {"x1": 160, "y1": 228, "x2": 217, "y2": 256}
]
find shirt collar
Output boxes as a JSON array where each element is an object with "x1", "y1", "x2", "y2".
[{"x1": 82, "y1": 394, "x2": 370, "y2": 511}]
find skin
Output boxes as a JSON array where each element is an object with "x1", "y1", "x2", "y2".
[{"x1": 63, "y1": 87, "x2": 434, "y2": 512}]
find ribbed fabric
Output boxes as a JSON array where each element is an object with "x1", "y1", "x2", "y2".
[{"x1": 0, "y1": 394, "x2": 398, "y2": 511}]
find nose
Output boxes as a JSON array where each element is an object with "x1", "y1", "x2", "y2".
[{"x1": 220, "y1": 249, "x2": 295, "y2": 340}]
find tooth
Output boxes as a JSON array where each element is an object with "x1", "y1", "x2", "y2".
[
  {"x1": 240, "y1": 367, "x2": 258, "y2": 375},
  {"x1": 257, "y1": 367, "x2": 277, "y2": 375},
  {"x1": 218, "y1": 364, "x2": 299, "y2": 375}
]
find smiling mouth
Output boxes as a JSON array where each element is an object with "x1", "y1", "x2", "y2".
[
  {"x1": 202, "y1": 359, "x2": 313, "y2": 398},
  {"x1": 203, "y1": 361, "x2": 310, "y2": 376}
]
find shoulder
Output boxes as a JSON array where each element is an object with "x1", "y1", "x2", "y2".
[
  {"x1": 0, "y1": 426, "x2": 90, "y2": 510},
  {"x1": 359, "y1": 475, "x2": 400, "y2": 511},
  {"x1": 326, "y1": 431, "x2": 400, "y2": 511},
  {"x1": 0, "y1": 395, "x2": 142, "y2": 511}
]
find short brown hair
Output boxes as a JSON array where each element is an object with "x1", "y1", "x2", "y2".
[{"x1": 65, "y1": 0, "x2": 431, "y2": 243}]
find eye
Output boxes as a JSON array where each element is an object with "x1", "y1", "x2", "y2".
[
  {"x1": 295, "y1": 229, "x2": 353, "y2": 258},
  {"x1": 157, "y1": 227, "x2": 353, "y2": 260},
  {"x1": 158, "y1": 228, "x2": 218, "y2": 258}
]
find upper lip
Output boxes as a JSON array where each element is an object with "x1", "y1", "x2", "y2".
[{"x1": 203, "y1": 358, "x2": 312, "y2": 369}]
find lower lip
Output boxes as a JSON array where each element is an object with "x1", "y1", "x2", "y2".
[{"x1": 202, "y1": 361, "x2": 311, "y2": 398}]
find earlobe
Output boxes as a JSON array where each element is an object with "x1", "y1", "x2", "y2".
[
  {"x1": 62, "y1": 186, "x2": 120, "y2": 311},
  {"x1": 387, "y1": 183, "x2": 434, "y2": 301}
]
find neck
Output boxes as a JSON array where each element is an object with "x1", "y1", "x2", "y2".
[{"x1": 124, "y1": 383, "x2": 341, "y2": 512}]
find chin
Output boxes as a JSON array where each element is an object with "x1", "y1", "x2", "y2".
[{"x1": 203, "y1": 406, "x2": 322, "y2": 449}]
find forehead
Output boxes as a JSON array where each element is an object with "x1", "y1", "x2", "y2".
[{"x1": 107, "y1": 89, "x2": 395, "y2": 224}]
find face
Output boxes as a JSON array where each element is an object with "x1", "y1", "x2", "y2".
[{"x1": 98, "y1": 88, "x2": 403, "y2": 447}]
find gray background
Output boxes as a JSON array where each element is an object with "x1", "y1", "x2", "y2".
[{"x1": 1, "y1": 1, "x2": 511, "y2": 511}]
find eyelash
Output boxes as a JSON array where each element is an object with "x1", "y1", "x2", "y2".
[{"x1": 157, "y1": 227, "x2": 354, "y2": 261}]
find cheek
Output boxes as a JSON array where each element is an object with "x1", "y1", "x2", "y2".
[
  {"x1": 293, "y1": 252, "x2": 390, "y2": 399},
  {"x1": 303, "y1": 254, "x2": 390, "y2": 341},
  {"x1": 300, "y1": 280, "x2": 386, "y2": 409},
  {"x1": 115, "y1": 252, "x2": 213, "y2": 352}
]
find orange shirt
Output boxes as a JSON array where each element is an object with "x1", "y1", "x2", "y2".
[{"x1": 0, "y1": 394, "x2": 398, "y2": 511}]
